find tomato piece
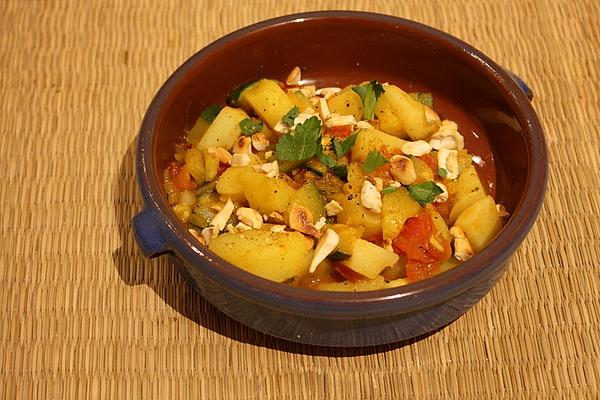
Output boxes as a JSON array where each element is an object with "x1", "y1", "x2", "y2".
[
  {"x1": 169, "y1": 162, "x2": 198, "y2": 191},
  {"x1": 327, "y1": 125, "x2": 353, "y2": 139},
  {"x1": 392, "y1": 212, "x2": 450, "y2": 283},
  {"x1": 419, "y1": 153, "x2": 438, "y2": 173}
]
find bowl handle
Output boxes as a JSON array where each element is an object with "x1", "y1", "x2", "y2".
[
  {"x1": 504, "y1": 69, "x2": 534, "y2": 101},
  {"x1": 132, "y1": 207, "x2": 169, "y2": 257}
]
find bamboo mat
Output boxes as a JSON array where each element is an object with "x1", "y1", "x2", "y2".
[{"x1": 1, "y1": 0, "x2": 599, "y2": 398}]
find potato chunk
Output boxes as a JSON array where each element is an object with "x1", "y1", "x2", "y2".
[
  {"x1": 350, "y1": 128, "x2": 406, "y2": 162},
  {"x1": 454, "y1": 195, "x2": 502, "y2": 252},
  {"x1": 239, "y1": 170, "x2": 296, "y2": 215},
  {"x1": 381, "y1": 187, "x2": 422, "y2": 239},
  {"x1": 196, "y1": 106, "x2": 248, "y2": 150},
  {"x1": 327, "y1": 88, "x2": 363, "y2": 120},
  {"x1": 241, "y1": 79, "x2": 296, "y2": 128},
  {"x1": 340, "y1": 239, "x2": 399, "y2": 279},
  {"x1": 374, "y1": 84, "x2": 441, "y2": 140},
  {"x1": 209, "y1": 230, "x2": 313, "y2": 282},
  {"x1": 449, "y1": 165, "x2": 487, "y2": 224}
]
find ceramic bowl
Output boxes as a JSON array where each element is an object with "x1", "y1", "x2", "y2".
[{"x1": 132, "y1": 11, "x2": 547, "y2": 347}]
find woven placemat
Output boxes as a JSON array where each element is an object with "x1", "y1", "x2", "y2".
[{"x1": 1, "y1": 0, "x2": 599, "y2": 398}]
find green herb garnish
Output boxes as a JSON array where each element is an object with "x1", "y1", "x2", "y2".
[
  {"x1": 276, "y1": 116, "x2": 322, "y2": 161},
  {"x1": 438, "y1": 167, "x2": 448, "y2": 179},
  {"x1": 330, "y1": 164, "x2": 348, "y2": 181},
  {"x1": 282, "y1": 106, "x2": 300, "y2": 126},
  {"x1": 352, "y1": 80, "x2": 385, "y2": 120},
  {"x1": 200, "y1": 104, "x2": 223, "y2": 123},
  {"x1": 381, "y1": 186, "x2": 399, "y2": 194},
  {"x1": 317, "y1": 149, "x2": 337, "y2": 168},
  {"x1": 410, "y1": 92, "x2": 434, "y2": 108},
  {"x1": 363, "y1": 151, "x2": 389, "y2": 173},
  {"x1": 239, "y1": 117, "x2": 264, "y2": 136},
  {"x1": 333, "y1": 133, "x2": 358, "y2": 158},
  {"x1": 408, "y1": 181, "x2": 444, "y2": 206}
]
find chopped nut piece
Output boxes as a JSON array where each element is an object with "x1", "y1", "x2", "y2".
[
  {"x1": 437, "y1": 148, "x2": 459, "y2": 179},
  {"x1": 318, "y1": 97, "x2": 331, "y2": 120},
  {"x1": 429, "y1": 120, "x2": 465, "y2": 150},
  {"x1": 268, "y1": 211, "x2": 285, "y2": 224},
  {"x1": 325, "y1": 200, "x2": 343, "y2": 216},
  {"x1": 373, "y1": 177, "x2": 384, "y2": 191},
  {"x1": 236, "y1": 207, "x2": 263, "y2": 229},
  {"x1": 360, "y1": 180, "x2": 382, "y2": 214},
  {"x1": 325, "y1": 114, "x2": 357, "y2": 128},
  {"x1": 189, "y1": 229, "x2": 206, "y2": 245},
  {"x1": 254, "y1": 160, "x2": 279, "y2": 178},
  {"x1": 314, "y1": 216, "x2": 327, "y2": 230},
  {"x1": 309, "y1": 229, "x2": 340, "y2": 273},
  {"x1": 251, "y1": 133, "x2": 269, "y2": 151},
  {"x1": 294, "y1": 111, "x2": 321, "y2": 126},
  {"x1": 264, "y1": 150, "x2": 274, "y2": 159},
  {"x1": 232, "y1": 136, "x2": 252, "y2": 154},
  {"x1": 273, "y1": 120, "x2": 290, "y2": 134},
  {"x1": 299, "y1": 85, "x2": 316, "y2": 98},
  {"x1": 286, "y1": 66, "x2": 301, "y2": 86},
  {"x1": 207, "y1": 147, "x2": 233, "y2": 164},
  {"x1": 270, "y1": 224, "x2": 286, "y2": 233},
  {"x1": 389, "y1": 155, "x2": 417, "y2": 185},
  {"x1": 450, "y1": 226, "x2": 474, "y2": 261},
  {"x1": 234, "y1": 222, "x2": 252, "y2": 232},
  {"x1": 210, "y1": 198, "x2": 235, "y2": 233},
  {"x1": 356, "y1": 120, "x2": 373, "y2": 130},
  {"x1": 401, "y1": 140, "x2": 432, "y2": 156},
  {"x1": 230, "y1": 153, "x2": 251, "y2": 167},
  {"x1": 315, "y1": 87, "x2": 342, "y2": 99},
  {"x1": 201, "y1": 227, "x2": 216, "y2": 245},
  {"x1": 434, "y1": 182, "x2": 449, "y2": 203},
  {"x1": 288, "y1": 203, "x2": 321, "y2": 237}
]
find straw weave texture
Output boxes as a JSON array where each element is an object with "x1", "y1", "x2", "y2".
[{"x1": 1, "y1": 0, "x2": 599, "y2": 398}]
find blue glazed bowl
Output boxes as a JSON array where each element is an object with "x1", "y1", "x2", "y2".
[{"x1": 132, "y1": 11, "x2": 547, "y2": 347}]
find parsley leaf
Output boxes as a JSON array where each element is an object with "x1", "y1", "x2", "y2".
[
  {"x1": 327, "y1": 251, "x2": 351, "y2": 261},
  {"x1": 333, "y1": 133, "x2": 358, "y2": 158},
  {"x1": 408, "y1": 181, "x2": 444, "y2": 206},
  {"x1": 276, "y1": 116, "x2": 322, "y2": 161},
  {"x1": 200, "y1": 104, "x2": 223, "y2": 123},
  {"x1": 239, "y1": 118, "x2": 264, "y2": 136},
  {"x1": 352, "y1": 80, "x2": 385, "y2": 120},
  {"x1": 410, "y1": 92, "x2": 434, "y2": 108},
  {"x1": 363, "y1": 151, "x2": 389, "y2": 173},
  {"x1": 381, "y1": 186, "x2": 399, "y2": 194},
  {"x1": 317, "y1": 149, "x2": 337, "y2": 168},
  {"x1": 330, "y1": 164, "x2": 348, "y2": 181},
  {"x1": 282, "y1": 106, "x2": 300, "y2": 126},
  {"x1": 438, "y1": 167, "x2": 448, "y2": 179}
]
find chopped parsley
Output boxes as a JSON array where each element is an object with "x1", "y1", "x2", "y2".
[
  {"x1": 330, "y1": 164, "x2": 348, "y2": 181},
  {"x1": 333, "y1": 133, "x2": 358, "y2": 158},
  {"x1": 363, "y1": 151, "x2": 389, "y2": 173},
  {"x1": 239, "y1": 117, "x2": 263, "y2": 136},
  {"x1": 282, "y1": 106, "x2": 300, "y2": 126},
  {"x1": 275, "y1": 116, "x2": 322, "y2": 161},
  {"x1": 200, "y1": 104, "x2": 223, "y2": 123},
  {"x1": 352, "y1": 80, "x2": 385, "y2": 120},
  {"x1": 408, "y1": 181, "x2": 444, "y2": 206},
  {"x1": 410, "y1": 92, "x2": 434, "y2": 108},
  {"x1": 381, "y1": 186, "x2": 399, "y2": 194},
  {"x1": 438, "y1": 167, "x2": 448, "y2": 179}
]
